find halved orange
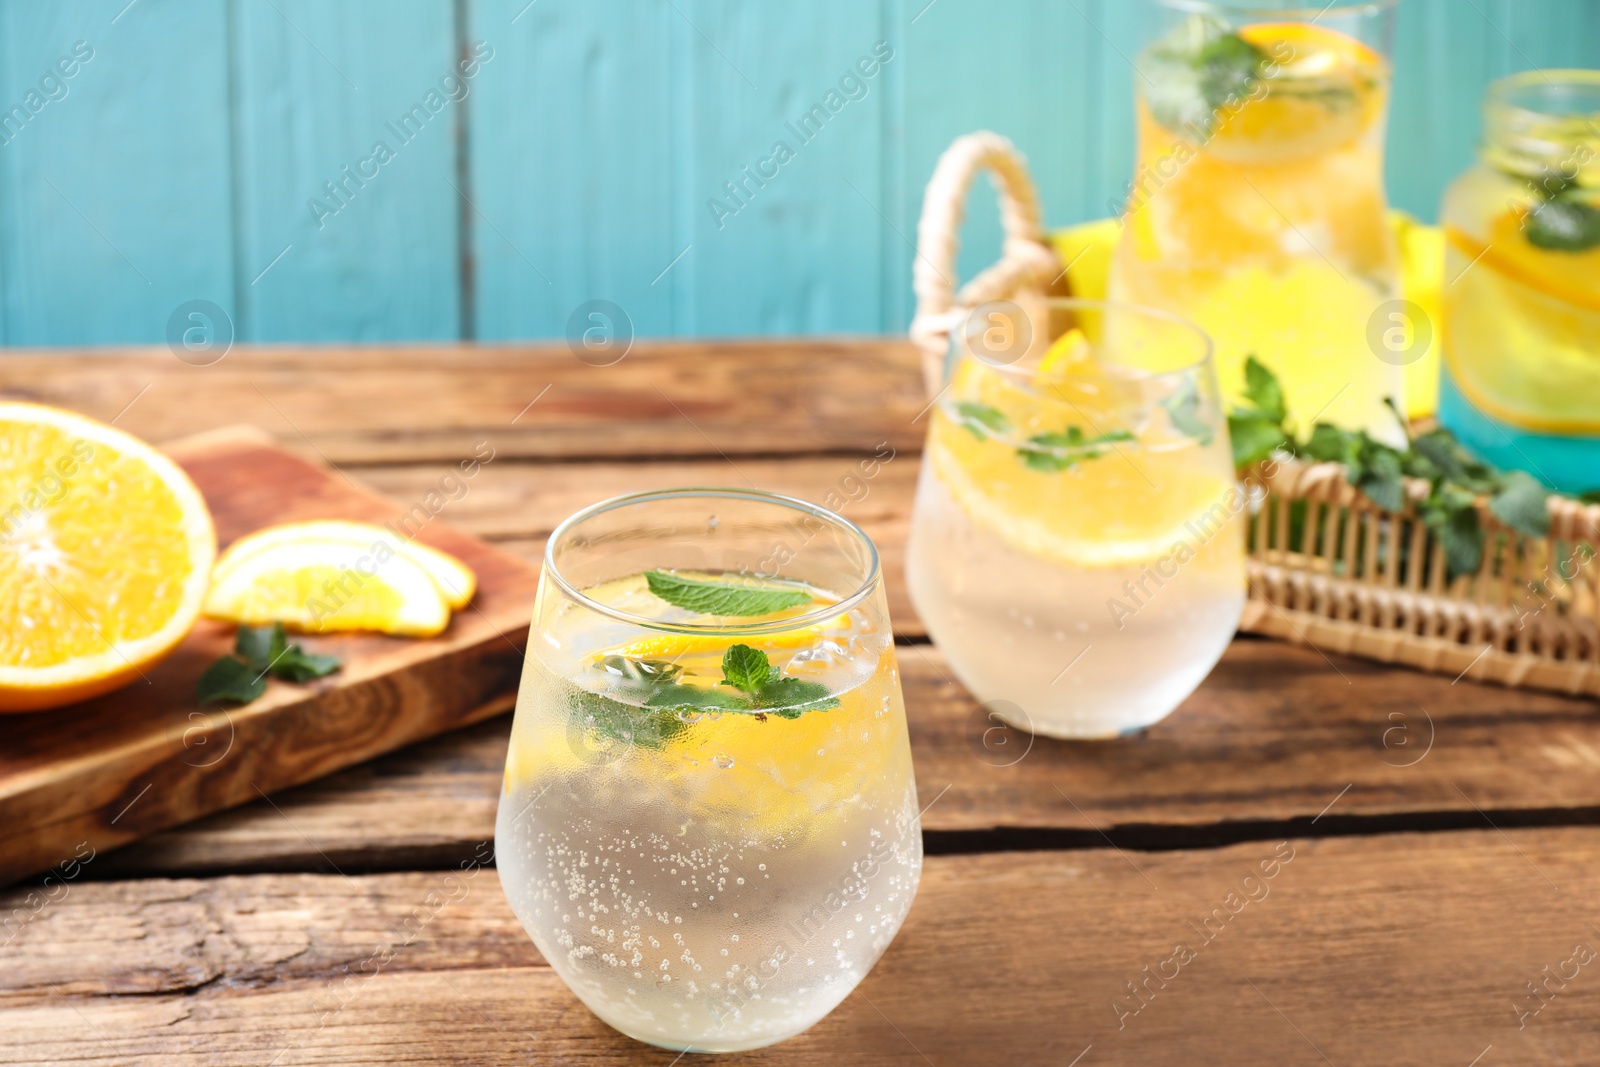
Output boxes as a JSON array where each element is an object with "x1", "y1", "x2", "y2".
[{"x1": 0, "y1": 403, "x2": 216, "y2": 712}]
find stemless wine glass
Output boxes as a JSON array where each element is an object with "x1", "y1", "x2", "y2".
[
  {"x1": 495, "y1": 489, "x2": 922, "y2": 1054},
  {"x1": 906, "y1": 298, "x2": 1245, "y2": 738},
  {"x1": 1109, "y1": 0, "x2": 1402, "y2": 443}
]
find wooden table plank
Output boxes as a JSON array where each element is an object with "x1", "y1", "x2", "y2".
[
  {"x1": 8, "y1": 830, "x2": 1598, "y2": 1064},
  {"x1": 357, "y1": 453, "x2": 917, "y2": 633},
  {"x1": 90, "y1": 635, "x2": 1600, "y2": 880},
  {"x1": 0, "y1": 342, "x2": 927, "y2": 465}
]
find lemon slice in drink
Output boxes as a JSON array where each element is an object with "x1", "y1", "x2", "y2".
[
  {"x1": 929, "y1": 437, "x2": 1235, "y2": 569},
  {"x1": 606, "y1": 613, "x2": 852, "y2": 661}
]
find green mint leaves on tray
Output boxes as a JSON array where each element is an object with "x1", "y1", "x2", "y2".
[
  {"x1": 198, "y1": 623, "x2": 342, "y2": 705},
  {"x1": 1227, "y1": 356, "x2": 1554, "y2": 579},
  {"x1": 1225, "y1": 357, "x2": 1290, "y2": 467},
  {"x1": 645, "y1": 569, "x2": 812, "y2": 617}
]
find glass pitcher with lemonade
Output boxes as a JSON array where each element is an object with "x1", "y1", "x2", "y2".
[{"x1": 1109, "y1": 0, "x2": 1402, "y2": 443}]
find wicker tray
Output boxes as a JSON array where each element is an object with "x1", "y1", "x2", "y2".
[{"x1": 910, "y1": 131, "x2": 1600, "y2": 698}]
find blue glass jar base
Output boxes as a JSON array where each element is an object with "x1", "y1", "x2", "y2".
[{"x1": 1436, "y1": 371, "x2": 1600, "y2": 496}]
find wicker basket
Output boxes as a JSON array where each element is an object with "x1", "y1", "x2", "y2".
[{"x1": 910, "y1": 131, "x2": 1600, "y2": 698}]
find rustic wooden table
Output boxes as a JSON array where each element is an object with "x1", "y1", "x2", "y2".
[{"x1": 6, "y1": 342, "x2": 1600, "y2": 1065}]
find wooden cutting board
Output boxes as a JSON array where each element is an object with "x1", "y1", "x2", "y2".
[{"x1": 0, "y1": 425, "x2": 539, "y2": 887}]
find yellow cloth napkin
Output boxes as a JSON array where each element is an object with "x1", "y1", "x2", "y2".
[{"x1": 1048, "y1": 212, "x2": 1442, "y2": 419}]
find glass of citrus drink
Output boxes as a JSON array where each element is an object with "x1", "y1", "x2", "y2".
[
  {"x1": 906, "y1": 298, "x2": 1245, "y2": 738},
  {"x1": 1109, "y1": 0, "x2": 1402, "y2": 443},
  {"x1": 495, "y1": 488, "x2": 922, "y2": 1053}
]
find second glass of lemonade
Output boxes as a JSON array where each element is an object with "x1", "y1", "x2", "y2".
[
  {"x1": 495, "y1": 489, "x2": 922, "y2": 1053},
  {"x1": 906, "y1": 299, "x2": 1245, "y2": 738},
  {"x1": 1110, "y1": 0, "x2": 1402, "y2": 441}
]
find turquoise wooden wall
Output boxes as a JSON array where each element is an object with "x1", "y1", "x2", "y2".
[{"x1": 1, "y1": 0, "x2": 1596, "y2": 347}]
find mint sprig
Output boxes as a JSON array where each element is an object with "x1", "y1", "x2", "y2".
[
  {"x1": 198, "y1": 623, "x2": 341, "y2": 705},
  {"x1": 1143, "y1": 15, "x2": 1270, "y2": 135},
  {"x1": 1162, "y1": 376, "x2": 1216, "y2": 445},
  {"x1": 1018, "y1": 427, "x2": 1136, "y2": 472},
  {"x1": 953, "y1": 401, "x2": 1010, "y2": 441},
  {"x1": 618, "y1": 644, "x2": 839, "y2": 724},
  {"x1": 1524, "y1": 196, "x2": 1600, "y2": 252},
  {"x1": 1228, "y1": 359, "x2": 1553, "y2": 579},
  {"x1": 645, "y1": 570, "x2": 812, "y2": 617}
]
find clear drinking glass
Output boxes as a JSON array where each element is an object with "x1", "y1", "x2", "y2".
[
  {"x1": 495, "y1": 488, "x2": 922, "y2": 1053},
  {"x1": 1109, "y1": 0, "x2": 1402, "y2": 443},
  {"x1": 906, "y1": 298, "x2": 1245, "y2": 738}
]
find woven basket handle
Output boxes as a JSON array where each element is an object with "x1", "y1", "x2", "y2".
[{"x1": 910, "y1": 131, "x2": 1061, "y2": 396}]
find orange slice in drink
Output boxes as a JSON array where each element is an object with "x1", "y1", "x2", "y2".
[{"x1": 1206, "y1": 22, "x2": 1384, "y2": 164}]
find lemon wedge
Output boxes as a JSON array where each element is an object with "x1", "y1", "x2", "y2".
[{"x1": 1038, "y1": 328, "x2": 1092, "y2": 377}]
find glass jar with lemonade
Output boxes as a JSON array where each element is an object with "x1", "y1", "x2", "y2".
[
  {"x1": 1109, "y1": 0, "x2": 1402, "y2": 443},
  {"x1": 1438, "y1": 69, "x2": 1600, "y2": 495}
]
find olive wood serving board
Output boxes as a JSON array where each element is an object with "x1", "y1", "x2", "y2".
[{"x1": 0, "y1": 425, "x2": 538, "y2": 887}]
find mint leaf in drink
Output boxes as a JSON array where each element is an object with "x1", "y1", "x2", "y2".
[
  {"x1": 197, "y1": 654, "x2": 266, "y2": 706},
  {"x1": 1018, "y1": 427, "x2": 1135, "y2": 472},
  {"x1": 953, "y1": 401, "x2": 1010, "y2": 441},
  {"x1": 572, "y1": 687, "x2": 689, "y2": 752},
  {"x1": 1525, "y1": 197, "x2": 1600, "y2": 252},
  {"x1": 1489, "y1": 471, "x2": 1551, "y2": 538},
  {"x1": 721, "y1": 644, "x2": 779, "y2": 694},
  {"x1": 642, "y1": 685, "x2": 750, "y2": 712},
  {"x1": 645, "y1": 570, "x2": 812, "y2": 617},
  {"x1": 1196, "y1": 32, "x2": 1270, "y2": 117},
  {"x1": 1162, "y1": 377, "x2": 1215, "y2": 445},
  {"x1": 755, "y1": 677, "x2": 840, "y2": 718},
  {"x1": 1143, "y1": 14, "x2": 1268, "y2": 135}
]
